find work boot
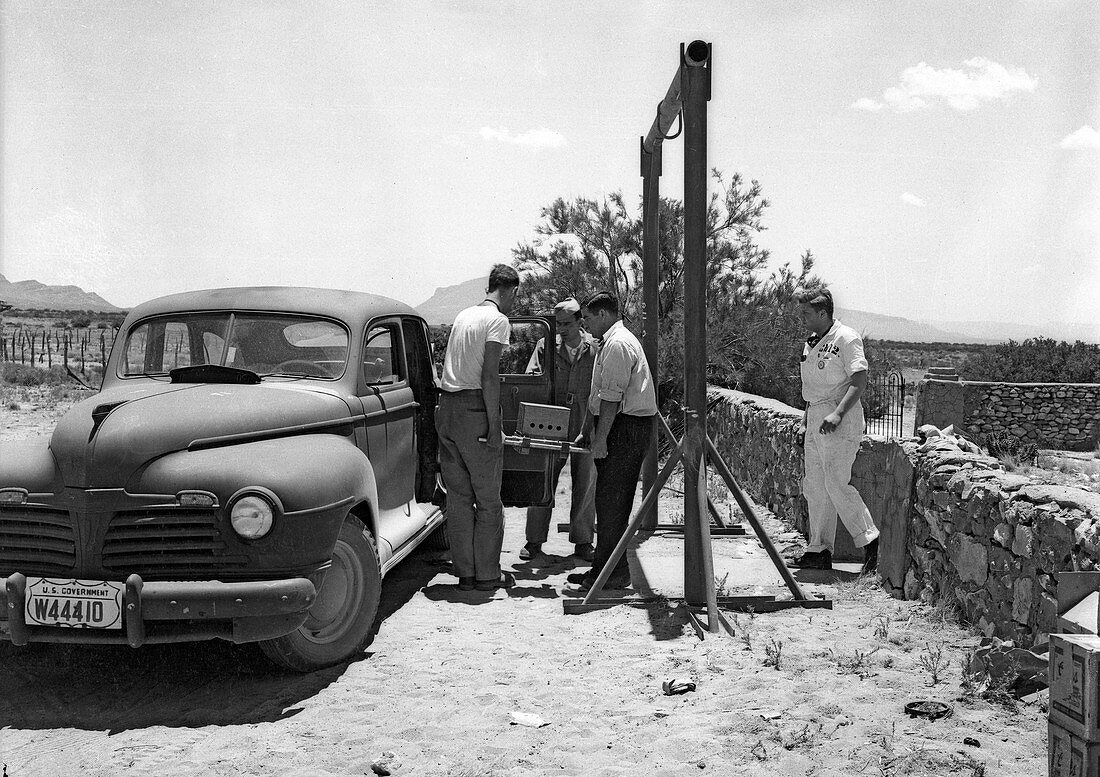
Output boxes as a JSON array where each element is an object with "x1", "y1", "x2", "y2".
[
  {"x1": 573, "y1": 543, "x2": 595, "y2": 563},
  {"x1": 862, "y1": 538, "x2": 879, "y2": 574},
  {"x1": 519, "y1": 542, "x2": 542, "y2": 561},
  {"x1": 790, "y1": 549, "x2": 832, "y2": 570}
]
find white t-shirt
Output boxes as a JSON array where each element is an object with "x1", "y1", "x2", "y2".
[
  {"x1": 440, "y1": 303, "x2": 511, "y2": 391},
  {"x1": 800, "y1": 320, "x2": 868, "y2": 405}
]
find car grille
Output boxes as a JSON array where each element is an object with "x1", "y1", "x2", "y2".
[
  {"x1": 0, "y1": 508, "x2": 77, "y2": 576},
  {"x1": 102, "y1": 509, "x2": 247, "y2": 579}
]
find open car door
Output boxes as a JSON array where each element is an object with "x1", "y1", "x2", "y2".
[{"x1": 498, "y1": 316, "x2": 564, "y2": 507}]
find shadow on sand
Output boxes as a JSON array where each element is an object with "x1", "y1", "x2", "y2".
[{"x1": 0, "y1": 548, "x2": 441, "y2": 733}]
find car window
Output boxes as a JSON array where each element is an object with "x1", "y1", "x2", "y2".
[
  {"x1": 362, "y1": 324, "x2": 403, "y2": 386},
  {"x1": 121, "y1": 314, "x2": 348, "y2": 379},
  {"x1": 123, "y1": 318, "x2": 222, "y2": 374},
  {"x1": 499, "y1": 321, "x2": 546, "y2": 376}
]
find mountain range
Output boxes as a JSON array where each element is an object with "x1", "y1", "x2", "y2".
[
  {"x1": 413, "y1": 276, "x2": 1099, "y2": 344},
  {"x1": 0, "y1": 274, "x2": 123, "y2": 312},
  {"x1": 2, "y1": 273, "x2": 1095, "y2": 344}
]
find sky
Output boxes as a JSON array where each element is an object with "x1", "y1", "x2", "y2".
[{"x1": 2, "y1": 1, "x2": 1098, "y2": 338}]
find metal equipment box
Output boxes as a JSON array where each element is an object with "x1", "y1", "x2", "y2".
[{"x1": 516, "y1": 402, "x2": 572, "y2": 441}]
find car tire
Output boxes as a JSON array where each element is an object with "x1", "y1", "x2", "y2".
[{"x1": 259, "y1": 516, "x2": 381, "y2": 672}]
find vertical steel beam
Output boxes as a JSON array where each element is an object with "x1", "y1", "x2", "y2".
[
  {"x1": 640, "y1": 139, "x2": 662, "y2": 530},
  {"x1": 680, "y1": 40, "x2": 712, "y2": 609}
]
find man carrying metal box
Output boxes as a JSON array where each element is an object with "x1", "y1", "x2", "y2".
[{"x1": 520, "y1": 298, "x2": 598, "y2": 563}]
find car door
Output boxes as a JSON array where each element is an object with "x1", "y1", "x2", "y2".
[
  {"x1": 498, "y1": 316, "x2": 560, "y2": 507},
  {"x1": 354, "y1": 319, "x2": 422, "y2": 547}
]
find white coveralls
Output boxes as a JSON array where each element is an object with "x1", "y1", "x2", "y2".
[{"x1": 800, "y1": 320, "x2": 880, "y2": 553}]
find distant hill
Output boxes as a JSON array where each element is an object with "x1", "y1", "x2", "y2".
[
  {"x1": 834, "y1": 308, "x2": 995, "y2": 344},
  {"x1": 412, "y1": 276, "x2": 1099, "y2": 344},
  {"x1": 414, "y1": 277, "x2": 487, "y2": 324},
  {"x1": 0, "y1": 274, "x2": 123, "y2": 312}
]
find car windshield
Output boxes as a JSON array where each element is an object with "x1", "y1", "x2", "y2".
[{"x1": 120, "y1": 313, "x2": 349, "y2": 379}]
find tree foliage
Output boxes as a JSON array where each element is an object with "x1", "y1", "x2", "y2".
[
  {"x1": 511, "y1": 169, "x2": 823, "y2": 407},
  {"x1": 959, "y1": 338, "x2": 1100, "y2": 383}
]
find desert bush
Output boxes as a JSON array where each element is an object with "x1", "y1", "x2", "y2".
[
  {"x1": 1, "y1": 362, "x2": 91, "y2": 388},
  {"x1": 960, "y1": 337, "x2": 1100, "y2": 383},
  {"x1": 511, "y1": 170, "x2": 824, "y2": 408}
]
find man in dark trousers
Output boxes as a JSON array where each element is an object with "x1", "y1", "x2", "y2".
[
  {"x1": 436, "y1": 264, "x2": 520, "y2": 591},
  {"x1": 566, "y1": 292, "x2": 657, "y2": 592},
  {"x1": 520, "y1": 297, "x2": 597, "y2": 563}
]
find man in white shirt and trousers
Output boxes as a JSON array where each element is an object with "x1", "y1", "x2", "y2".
[
  {"x1": 790, "y1": 286, "x2": 880, "y2": 573},
  {"x1": 437, "y1": 264, "x2": 519, "y2": 591}
]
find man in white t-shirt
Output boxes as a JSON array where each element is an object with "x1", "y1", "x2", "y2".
[
  {"x1": 437, "y1": 264, "x2": 519, "y2": 591},
  {"x1": 790, "y1": 286, "x2": 880, "y2": 574}
]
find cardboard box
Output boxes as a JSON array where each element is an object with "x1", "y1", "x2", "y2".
[
  {"x1": 1051, "y1": 634, "x2": 1100, "y2": 741},
  {"x1": 1050, "y1": 721, "x2": 1100, "y2": 777}
]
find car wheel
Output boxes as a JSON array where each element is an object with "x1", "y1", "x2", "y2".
[{"x1": 259, "y1": 516, "x2": 381, "y2": 672}]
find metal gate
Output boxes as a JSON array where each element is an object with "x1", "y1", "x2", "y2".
[{"x1": 864, "y1": 370, "x2": 905, "y2": 438}]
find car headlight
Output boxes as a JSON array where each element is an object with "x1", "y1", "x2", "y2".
[{"x1": 228, "y1": 492, "x2": 276, "y2": 540}]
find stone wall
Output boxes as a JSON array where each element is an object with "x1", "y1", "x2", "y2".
[
  {"x1": 707, "y1": 387, "x2": 1100, "y2": 647},
  {"x1": 904, "y1": 435, "x2": 1100, "y2": 646},
  {"x1": 916, "y1": 379, "x2": 1100, "y2": 451}
]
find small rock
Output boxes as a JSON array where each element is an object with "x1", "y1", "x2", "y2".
[{"x1": 964, "y1": 737, "x2": 981, "y2": 747}]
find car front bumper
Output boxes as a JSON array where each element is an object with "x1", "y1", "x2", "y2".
[{"x1": 1, "y1": 572, "x2": 318, "y2": 647}]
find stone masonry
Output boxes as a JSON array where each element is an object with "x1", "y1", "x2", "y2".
[
  {"x1": 709, "y1": 387, "x2": 1100, "y2": 647},
  {"x1": 916, "y1": 378, "x2": 1100, "y2": 452}
]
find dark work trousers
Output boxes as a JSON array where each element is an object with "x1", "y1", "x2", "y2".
[
  {"x1": 592, "y1": 413, "x2": 653, "y2": 586},
  {"x1": 436, "y1": 390, "x2": 504, "y2": 582}
]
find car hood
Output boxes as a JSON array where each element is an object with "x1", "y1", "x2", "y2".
[{"x1": 50, "y1": 382, "x2": 354, "y2": 489}]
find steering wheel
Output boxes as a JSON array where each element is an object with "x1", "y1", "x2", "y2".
[{"x1": 273, "y1": 359, "x2": 326, "y2": 376}]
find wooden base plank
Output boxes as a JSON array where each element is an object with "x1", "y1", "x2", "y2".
[
  {"x1": 562, "y1": 597, "x2": 659, "y2": 614},
  {"x1": 722, "y1": 599, "x2": 833, "y2": 612}
]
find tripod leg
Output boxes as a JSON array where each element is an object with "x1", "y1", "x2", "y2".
[
  {"x1": 659, "y1": 414, "x2": 728, "y2": 527},
  {"x1": 705, "y1": 435, "x2": 808, "y2": 601},
  {"x1": 695, "y1": 452, "x2": 719, "y2": 632},
  {"x1": 581, "y1": 440, "x2": 685, "y2": 606}
]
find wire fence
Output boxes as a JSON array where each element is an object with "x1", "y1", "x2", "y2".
[{"x1": 1, "y1": 324, "x2": 120, "y2": 378}]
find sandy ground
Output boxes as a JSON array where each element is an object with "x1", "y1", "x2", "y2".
[{"x1": 1, "y1": 388, "x2": 1047, "y2": 776}]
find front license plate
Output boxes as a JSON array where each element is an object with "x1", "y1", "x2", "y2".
[{"x1": 24, "y1": 578, "x2": 124, "y2": 629}]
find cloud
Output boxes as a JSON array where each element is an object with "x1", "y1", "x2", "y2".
[
  {"x1": 855, "y1": 58, "x2": 1037, "y2": 113},
  {"x1": 900, "y1": 192, "x2": 927, "y2": 207},
  {"x1": 1060, "y1": 125, "x2": 1100, "y2": 150},
  {"x1": 479, "y1": 126, "x2": 567, "y2": 149},
  {"x1": 851, "y1": 97, "x2": 883, "y2": 112}
]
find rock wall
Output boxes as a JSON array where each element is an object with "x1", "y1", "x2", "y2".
[
  {"x1": 708, "y1": 387, "x2": 1100, "y2": 647},
  {"x1": 905, "y1": 435, "x2": 1100, "y2": 646},
  {"x1": 916, "y1": 379, "x2": 1100, "y2": 451}
]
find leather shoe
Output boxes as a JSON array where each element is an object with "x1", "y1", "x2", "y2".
[
  {"x1": 790, "y1": 549, "x2": 832, "y2": 570},
  {"x1": 573, "y1": 543, "x2": 595, "y2": 562},
  {"x1": 475, "y1": 573, "x2": 514, "y2": 591},
  {"x1": 862, "y1": 538, "x2": 879, "y2": 574},
  {"x1": 519, "y1": 542, "x2": 542, "y2": 561},
  {"x1": 566, "y1": 571, "x2": 593, "y2": 585},
  {"x1": 457, "y1": 576, "x2": 476, "y2": 591}
]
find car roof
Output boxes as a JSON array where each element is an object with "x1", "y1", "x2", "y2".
[{"x1": 124, "y1": 286, "x2": 421, "y2": 328}]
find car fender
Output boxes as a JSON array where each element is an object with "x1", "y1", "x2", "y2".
[
  {"x1": 133, "y1": 433, "x2": 379, "y2": 537},
  {"x1": 0, "y1": 437, "x2": 63, "y2": 494}
]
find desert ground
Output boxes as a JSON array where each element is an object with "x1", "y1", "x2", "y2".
[{"x1": 1, "y1": 387, "x2": 1047, "y2": 776}]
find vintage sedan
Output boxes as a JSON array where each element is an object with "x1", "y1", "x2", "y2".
[{"x1": 0, "y1": 287, "x2": 558, "y2": 670}]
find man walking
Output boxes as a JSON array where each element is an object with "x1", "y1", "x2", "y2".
[
  {"x1": 436, "y1": 264, "x2": 520, "y2": 591},
  {"x1": 566, "y1": 292, "x2": 657, "y2": 592},
  {"x1": 520, "y1": 298, "x2": 597, "y2": 563},
  {"x1": 790, "y1": 286, "x2": 880, "y2": 573}
]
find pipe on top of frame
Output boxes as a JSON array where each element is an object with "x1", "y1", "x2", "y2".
[{"x1": 641, "y1": 39, "x2": 711, "y2": 156}]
